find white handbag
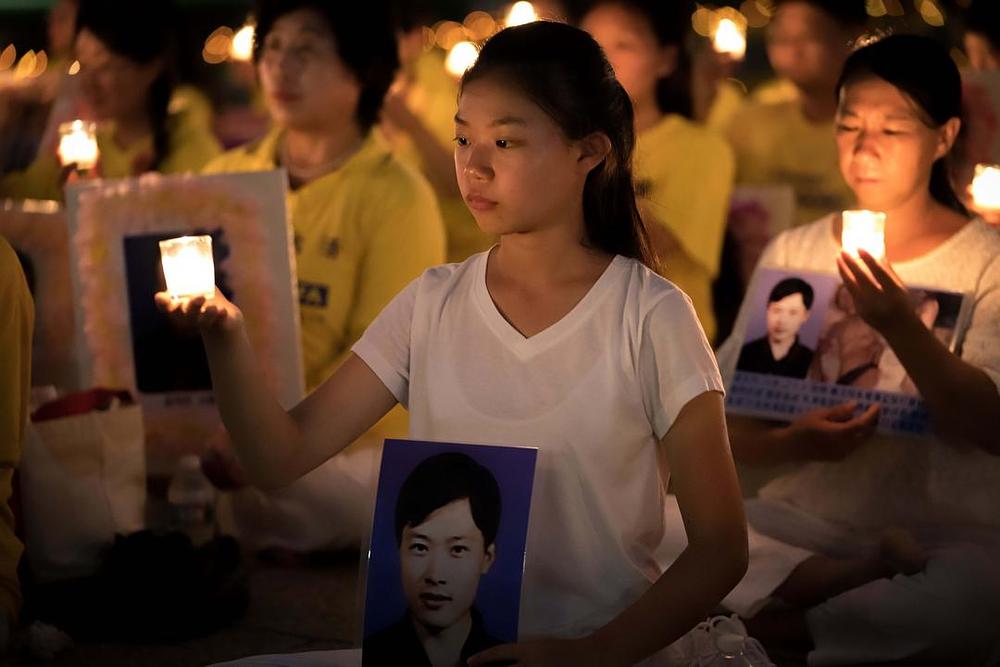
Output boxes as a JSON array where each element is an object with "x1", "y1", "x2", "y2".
[{"x1": 20, "y1": 397, "x2": 145, "y2": 581}]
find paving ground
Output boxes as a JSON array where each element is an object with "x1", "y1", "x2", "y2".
[{"x1": 6, "y1": 550, "x2": 362, "y2": 667}]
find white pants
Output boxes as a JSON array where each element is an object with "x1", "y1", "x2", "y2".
[{"x1": 806, "y1": 545, "x2": 1000, "y2": 666}]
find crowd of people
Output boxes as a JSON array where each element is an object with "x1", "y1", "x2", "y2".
[{"x1": 2, "y1": 0, "x2": 1000, "y2": 664}]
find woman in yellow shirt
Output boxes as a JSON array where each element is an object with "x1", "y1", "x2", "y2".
[
  {"x1": 380, "y1": 10, "x2": 494, "y2": 263},
  {"x1": 204, "y1": 0, "x2": 445, "y2": 391},
  {"x1": 0, "y1": 0, "x2": 220, "y2": 202},
  {"x1": 201, "y1": 0, "x2": 445, "y2": 552},
  {"x1": 582, "y1": 0, "x2": 734, "y2": 342}
]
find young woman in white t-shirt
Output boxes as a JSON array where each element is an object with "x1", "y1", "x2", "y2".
[{"x1": 160, "y1": 21, "x2": 747, "y2": 667}]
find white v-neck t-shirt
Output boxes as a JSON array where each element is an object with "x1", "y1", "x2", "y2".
[{"x1": 352, "y1": 250, "x2": 724, "y2": 639}]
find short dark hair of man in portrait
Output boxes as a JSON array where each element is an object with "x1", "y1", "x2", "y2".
[
  {"x1": 738, "y1": 276, "x2": 816, "y2": 379},
  {"x1": 363, "y1": 452, "x2": 503, "y2": 667}
]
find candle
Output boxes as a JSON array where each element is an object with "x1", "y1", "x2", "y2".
[
  {"x1": 841, "y1": 210, "x2": 886, "y2": 260},
  {"x1": 970, "y1": 163, "x2": 1000, "y2": 212},
  {"x1": 159, "y1": 235, "x2": 217, "y2": 300},
  {"x1": 57, "y1": 120, "x2": 98, "y2": 170},
  {"x1": 713, "y1": 18, "x2": 747, "y2": 59}
]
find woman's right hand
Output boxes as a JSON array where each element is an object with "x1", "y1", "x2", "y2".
[
  {"x1": 154, "y1": 290, "x2": 244, "y2": 337},
  {"x1": 783, "y1": 401, "x2": 880, "y2": 461}
]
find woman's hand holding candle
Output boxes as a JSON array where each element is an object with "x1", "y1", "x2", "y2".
[
  {"x1": 836, "y1": 249, "x2": 914, "y2": 337},
  {"x1": 154, "y1": 290, "x2": 244, "y2": 337}
]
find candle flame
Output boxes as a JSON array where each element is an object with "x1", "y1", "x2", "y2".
[
  {"x1": 230, "y1": 24, "x2": 255, "y2": 62},
  {"x1": 57, "y1": 120, "x2": 99, "y2": 170},
  {"x1": 713, "y1": 18, "x2": 747, "y2": 58}
]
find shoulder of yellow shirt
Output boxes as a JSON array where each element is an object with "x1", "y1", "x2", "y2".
[
  {"x1": 162, "y1": 108, "x2": 223, "y2": 172},
  {"x1": 725, "y1": 98, "x2": 802, "y2": 141},
  {"x1": 646, "y1": 114, "x2": 734, "y2": 163},
  {"x1": 203, "y1": 130, "x2": 436, "y2": 207}
]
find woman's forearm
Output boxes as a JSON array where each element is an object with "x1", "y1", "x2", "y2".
[
  {"x1": 884, "y1": 316, "x2": 1000, "y2": 453},
  {"x1": 591, "y1": 536, "x2": 748, "y2": 666},
  {"x1": 727, "y1": 414, "x2": 797, "y2": 465},
  {"x1": 201, "y1": 325, "x2": 305, "y2": 488}
]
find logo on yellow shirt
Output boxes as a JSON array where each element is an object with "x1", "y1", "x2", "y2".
[{"x1": 299, "y1": 281, "x2": 329, "y2": 308}]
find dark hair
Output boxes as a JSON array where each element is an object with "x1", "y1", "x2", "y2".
[
  {"x1": 75, "y1": 0, "x2": 175, "y2": 171},
  {"x1": 394, "y1": 453, "x2": 501, "y2": 550},
  {"x1": 461, "y1": 22, "x2": 655, "y2": 267},
  {"x1": 836, "y1": 34, "x2": 968, "y2": 216},
  {"x1": 254, "y1": 0, "x2": 399, "y2": 133},
  {"x1": 583, "y1": 0, "x2": 694, "y2": 119},
  {"x1": 769, "y1": 277, "x2": 814, "y2": 309},
  {"x1": 773, "y1": 0, "x2": 868, "y2": 30},
  {"x1": 965, "y1": 0, "x2": 1000, "y2": 52}
]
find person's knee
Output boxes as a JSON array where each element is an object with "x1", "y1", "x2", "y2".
[{"x1": 807, "y1": 547, "x2": 1000, "y2": 664}]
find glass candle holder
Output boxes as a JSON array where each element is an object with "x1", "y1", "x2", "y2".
[
  {"x1": 971, "y1": 164, "x2": 1000, "y2": 212},
  {"x1": 159, "y1": 235, "x2": 217, "y2": 300},
  {"x1": 57, "y1": 120, "x2": 98, "y2": 170},
  {"x1": 841, "y1": 210, "x2": 886, "y2": 261}
]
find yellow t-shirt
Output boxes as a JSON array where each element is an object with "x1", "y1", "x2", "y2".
[
  {"x1": 0, "y1": 108, "x2": 222, "y2": 202},
  {"x1": 726, "y1": 99, "x2": 852, "y2": 227},
  {"x1": 382, "y1": 50, "x2": 493, "y2": 263},
  {"x1": 751, "y1": 78, "x2": 799, "y2": 105},
  {"x1": 705, "y1": 79, "x2": 746, "y2": 134},
  {"x1": 634, "y1": 114, "x2": 735, "y2": 341},
  {"x1": 203, "y1": 127, "x2": 446, "y2": 391},
  {"x1": 0, "y1": 236, "x2": 32, "y2": 624}
]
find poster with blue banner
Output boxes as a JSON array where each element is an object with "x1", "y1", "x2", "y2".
[
  {"x1": 362, "y1": 439, "x2": 537, "y2": 667},
  {"x1": 725, "y1": 267, "x2": 970, "y2": 437}
]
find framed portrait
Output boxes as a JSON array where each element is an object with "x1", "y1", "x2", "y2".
[
  {"x1": 725, "y1": 267, "x2": 971, "y2": 437},
  {"x1": 64, "y1": 170, "x2": 303, "y2": 470},
  {"x1": 362, "y1": 439, "x2": 538, "y2": 667}
]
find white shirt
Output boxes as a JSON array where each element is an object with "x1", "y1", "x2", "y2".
[{"x1": 353, "y1": 250, "x2": 723, "y2": 638}]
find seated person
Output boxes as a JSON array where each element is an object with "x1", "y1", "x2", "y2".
[
  {"x1": 0, "y1": 0, "x2": 221, "y2": 201},
  {"x1": 0, "y1": 237, "x2": 32, "y2": 653},
  {"x1": 963, "y1": 0, "x2": 1000, "y2": 72},
  {"x1": 381, "y1": 2, "x2": 494, "y2": 263},
  {"x1": 725, "y1": 0, "x2": 867, "y2": 226},
  {"x1": 737, "y1": 277, "x2": 815, "y2": 379},
  {"x1": 363, "y1": 453, "x2": 502, "y2": 666},
  {"x1": 581, "y1": 0, "x2": 734, "y2": 342},
  {"x1": 715, "y1": 35, "x2": 1000, "y2": 663}
]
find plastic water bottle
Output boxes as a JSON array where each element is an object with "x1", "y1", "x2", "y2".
[
  {"x1": 701, "y1": 633, "x2": 773, "y2": 667},
  {"x1": 167, "y1": 455, "x2": 217, "y2": 546}
]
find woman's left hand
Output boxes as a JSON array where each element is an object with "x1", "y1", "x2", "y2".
[
  {"x1": 468, "y1": 636, "x2": 621, "y2": 667},
  {"x1": 836, "y1": 249, "x2": 916, "y2": 337}
]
